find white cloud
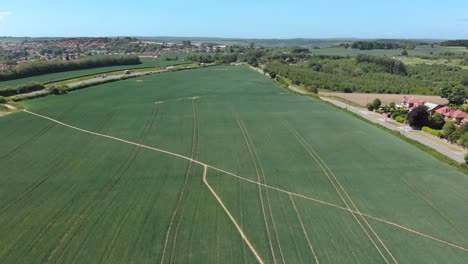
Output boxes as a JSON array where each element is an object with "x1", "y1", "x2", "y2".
[{"x1": 0, "y1": 11, "x2": 11, "y2": 20}]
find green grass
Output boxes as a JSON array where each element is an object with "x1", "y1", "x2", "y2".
[
  {"x1": 1, "y1": 66, "x2": 468, "y2": 263},
  {"x1": 0, "y1": 59, "x2": 186, "y2": 89}
]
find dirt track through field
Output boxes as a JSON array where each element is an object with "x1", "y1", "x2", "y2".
[
  {"x1": 289, "y1": 194, "x2": 319, "y2": 264},
  {"x1": 21, "y1": 109, "x2": 468, "y2": 258},
  {"x1": 277, "y1": 117, "x2": 398, "y2": 264},
  {"x1": 161, "y1": 99, "x2": 199, "y2": 264},
  {"x1": 238, "y1": 119, "x2": 286, "y2": 264}
]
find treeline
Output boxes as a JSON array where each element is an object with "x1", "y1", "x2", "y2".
[
  {"x1": 0, "y1": 55, "x2": 141, "y2": 81},
  {"x1": 440, "y1": 40, "x2": 468, "y2": 48},
  {"x1": 356, "y1": 55, "x2": 407, "y2": 75},
  {"x1": 0, "y1": 82, "x2": 45, "y2": 97},
  {"x1": 350, "y1": 41, "x2": 408, "y2": 50},
  {"x1": 263, "y1": 55, "x2": 468, "y2": 95}
]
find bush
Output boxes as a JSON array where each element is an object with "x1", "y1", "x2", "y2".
[
  {"x1": 396, "y1": 116, "x2": 406, "y2": 123},
  {"x1": 428, "y1": 113, "x2": 445, "y2": 130},
  {"x1": 48, "y1": 86, "x2": 68, "y2": 95},
  {"x1": 441, "y1": 121, "x2": 457, "y2": 139},
  {"x1": 0, "y1": 82, "x2": 46, "y2": 97},
  {"x1": 465, "y1": 153, "x2": 468, "y2": 164},
  {"x1": 422, "y1": 126, "x2": 442, "y2": 137},
  {"x1": 407, "y1": 105, "x2": 429, "y2": 128},
  {"x1": 391, "y1": 112, "x2": 400, "y2": 119},
  {"x1": 372, "y1": 98, "x2": 382, "y2": 109},
  {"x1": 367, "y1": 103, "x2": 374, "y2": 111},
  {"x1": 0, "y1": 96, "x2": 7, "y2": 104},
  {"x1": 457, "y1": 132, "x2": 468, "y2": 148}
]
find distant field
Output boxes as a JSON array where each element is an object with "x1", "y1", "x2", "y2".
[
  {"x1": 1, "y1": 66, "x2": 467, "y2": 263},
  {"x1": 0, "y1": 59, "x2": 185, "y2": 88},
  {"x1": 319, "y1": 91, "x2": 448, "y2": 106},
  {"x1": 310, "y1": 45, "x2": 467, "y2": 57}
]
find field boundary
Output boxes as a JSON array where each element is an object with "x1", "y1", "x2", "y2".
[{"x1": 21, "y1": 109, "x2": 468, "y2": 256}]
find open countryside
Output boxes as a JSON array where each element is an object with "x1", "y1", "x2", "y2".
[{"x1": 1, "y1": 66, "x2": 468, "y2": 263}]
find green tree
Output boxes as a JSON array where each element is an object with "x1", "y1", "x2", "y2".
[
  {"x1": 372, "y1": 98, "x2": 382, "y2": 110},
  {"x1": 441, "y1": 86, "x2": 467, "y2": 105},
  {"x1": 441, "y1": 121, "x2": 457, "y2": 139},
  {"x1": 407, "y1": 105, "x2": 429, "y2": 128},
  {"x1": 401, "y1": 50, "x2": 409, "y2": 56},
  {"x1": 367, "y1": 103, "x2": 375, "y2": 111},
  {"x1": 457, "y1": 133, "x2": 468, "y2": 148},
  {"x1": 389, "y1": 102, "x2": 396, "y2": 108},
  {"x1": 428, "y1": 113, "x2": 445, "y2": 129},
  {"x1": 0, "y1": 96, "x2": 7, "y2": 104}
]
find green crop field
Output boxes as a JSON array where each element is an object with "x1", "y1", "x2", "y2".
[
  {"x1": 1, "y1": 66, "x2": 468, "y2": 263},
  {"x1": 0, "y1": 59, "x2": 185, "y2": 89},
  {"x1": 309, "y1": 45, "x2": 467, "y2": 57}
]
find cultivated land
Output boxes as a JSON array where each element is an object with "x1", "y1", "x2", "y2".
[
  {"x1": 1, "y1": 66, "x2": 468, "y2": 263},
  {"x1": 309, "y1": 45, "x2": 468, "y2": 57},
  {"x1": 319, "y1": 91, "x2": 448, "y2": 107}
]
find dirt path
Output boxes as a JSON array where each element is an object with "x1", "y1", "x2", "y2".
[
  {"x1": 21, "y1": 109, "x2": 468, "y2": 257},
  {"x1": 288, "y1": 85, "x2": 307, "y2": 95},
  {"x1": 278, "y1": 117, "x2": 396, "y2": 264},
  {"x1": 289, "y1": 194, "x2": 319, "y2": 263}
]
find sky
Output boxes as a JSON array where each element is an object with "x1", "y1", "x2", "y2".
[{"x1": 0, "y1": 0, "x2": 468, "y2": 39}]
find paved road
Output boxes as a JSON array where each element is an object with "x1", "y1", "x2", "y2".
[{"x1": 321, "y1": 97, "x2": 466, "y2": 163}]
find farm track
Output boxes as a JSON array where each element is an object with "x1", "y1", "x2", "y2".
[
  {"x1": 400, "y1": 178, "x2": 461, "y2": 235},
  {"x1": 45, "y1": 104, "x2": 160, "y2": 263},
  {"x1": 160, "y1": 99, "x2": 199, "y2": 264},
  {"x1": 168, "y1": 99, "x2": 200, "y2": 264},
  {"x1": 0, "y1": 110, "x2": 121, "y2": 262},
  {"x1": 238, "y1": 120, "x2": 285, "y2": 264},
  {"x1": 289, "y1": 194, "x2": 319, "y2": 264},
  {"x1": 0, "y1": 103, "x2": 85, "y2": 216},
  {"x1": 20, "y1": 108, "x2": 468, "y2": 259},
  {"x1": 277, "y1": 117, "x2": 398, "y2": 264}
]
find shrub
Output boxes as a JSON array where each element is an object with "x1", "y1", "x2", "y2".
[
  {"x1": 465, "y1": 153, "x2": 468, "y2": 164},
  {"x1": 407, "y1": 105, "x2": 429, "y2": 128},
  {"x1": 0, "y1": 96, "x2": 7, "y2": 104},
  {"x1": 428, "y1": 113, "x2": 445, "y2": 130},
  {"x1": 391, "y1": 112, "x2": 400, "y2": 119},
  {"x1": 0, "y1": 82, "x2": 46, "y2": 97},
  {"x1": 457, "y1": 132, "x2": 468, "y2": 148},
  {"x1": 396, "y1": 116, "x2": 406, "y2": 123},
  {"x1": 422, "y1": 126, "x2": 442, "y2": 137},
  {"x1": 372, "y1": 98, "x2": 382, "y2": 109},
  {"x1": 449, "y1": 129, "x2": 463, "y2": 143},
  {"x1": 367, "y1": 103, "x2": 374, "y2": 111},
  {"x1": 441, "y1": 121, "x2": 457, "y2": 139}
]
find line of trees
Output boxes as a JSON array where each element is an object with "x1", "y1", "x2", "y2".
[
  {"x1": 0, "y1": 82, "x2": 45, "y2": 97},
  {"x1": 440, "y1": 40, "x2": 468, "y2": 48},
  {"x1": 356, "y1": 55, "x2": 407, "y2": 75},
  {"x1": 0, "y1": 55, "x2": 141, "y2": 81},
  {"x1": 351, "y1": 41, "x2": 408, "y2": 50}
]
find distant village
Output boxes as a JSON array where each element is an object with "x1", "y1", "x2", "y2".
[{"x1": 0, "y1": 37, "x2": 227, "y2": 70}]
